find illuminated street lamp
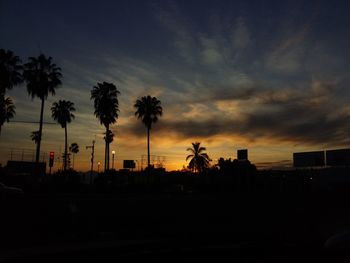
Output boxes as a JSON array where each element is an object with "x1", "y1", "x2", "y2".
[
  {"x1": 97, "y1": 161, "x2": 101, "y2": 173},
  {"x1": 112, "y1": 150, "x2": 115, "y2": 170}
]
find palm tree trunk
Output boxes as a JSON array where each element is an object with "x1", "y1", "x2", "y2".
[
  {"x1": 36, "y1": 98, "x2": 45, "y2": 164},
  {"x1": 105, "y1": 127, "x2": 108, "y2": 172},
  {"x1": 64, "y1": 125, "x2": 68, "y2": 171},
  {"x1": 147, "y1": 127, "x2": 150, "y2": 170},
  {"x1": 107, "y1": 134, "x2": 109, "y2": 171},
  {"x1": 106, "y1": 125, "x2": 110, "y2": 171}
]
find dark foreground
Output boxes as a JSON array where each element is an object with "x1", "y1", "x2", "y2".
[{"x1": 1, "y1": 191, "x2": 350, "y2": 262}]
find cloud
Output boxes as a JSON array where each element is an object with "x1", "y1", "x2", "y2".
[
  {"x1": 118, "y1": 77, "x2": 350, "y2": 148},
  {"x1": 231, "y1": 17, "x2": 251, "y2": 50}
]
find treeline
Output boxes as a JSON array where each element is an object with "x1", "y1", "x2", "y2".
[{"x1": 0, "y1": 49, "x2": 162, "y2": 173}]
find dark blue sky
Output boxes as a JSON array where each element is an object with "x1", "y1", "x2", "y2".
[{"x1": 1, "y1": 0, "x2": 350, "y2": 170}]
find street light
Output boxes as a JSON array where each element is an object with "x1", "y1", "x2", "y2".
[
  {"x1": 97, "y1": 161, "x2": 101, "y2": 173},
  {"x1": 112, "y1": 150, "x2": 115, "y2": 170}
]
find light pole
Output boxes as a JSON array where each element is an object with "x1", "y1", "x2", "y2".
[
  {"x1": 97, "y1": 161, "x2": 101, "y2": 173},
  {"x1": 112, "y1": 150, "x2": 115, "y2": 170}
]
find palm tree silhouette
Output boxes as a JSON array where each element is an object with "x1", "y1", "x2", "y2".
[
  {"x1": 104, "y1": 129, "x2": 114, "y2": 144},
  {"x1": 23, "y1": 54, "x2": 62, "y2": 164},
  {"x1": 0, "y1": 49, "x2": 23, "y2": 94},
  {"x1": 0, "y1": 49, "x2": 23, "y2": 134},
  {"x1": 30, "y1": 130, "x2": 40, "y2": 144},
  {"x1": 134, "y1": 95, "x2": 162, "y2": 170},
  {"x1": 69, "y1": 142, "x2": 79, "y2": 170},
  {"x1": 91, "y1": 82, "x2": 120, "y2": 172},
  {"x1": 51, "y1": 100, "x2": 75, "y2": 171},
  {"x1": 0, "y1": 95, "x2": 15, "y2": 134},
  {"x1": 186, "y1": 142, "x2": 211, "y2": 173}
]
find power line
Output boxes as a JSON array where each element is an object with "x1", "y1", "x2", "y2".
[{"x1": 9, "y1": 120, "x2": 56, "y2": 125}]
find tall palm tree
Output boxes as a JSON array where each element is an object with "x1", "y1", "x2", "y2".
[
  {"x1": 0, "y1": 49, "x2": 23, "y2": 94},
  {"x1": 134, "y1": 95, "x2": 162, "y2": 170},
  {"x1": 186, "y1": 142, "x2": 211, "y2": 173},
  {"x1": 51, "y1": 100, "x2": 75, "y2": 171},
  {"x1": 91, "y1": 82, "x2": 120, "y2": 172},
  {"x1": 69, "y1": 142, "x2": 79, "y2": 170},
  {"x1": 30, "y1": 130, "x2": 40, "y2": 144},
  {"x1": 0, "y1": 95, "x2": 15, "y2": 134},
  {"x1": 23, "y1": 54, "x2": 62, "y2": 164}
]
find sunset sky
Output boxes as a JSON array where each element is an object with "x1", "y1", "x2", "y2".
[{"x1": 1, "y1": 0, "x2": 350, "y2": 171}]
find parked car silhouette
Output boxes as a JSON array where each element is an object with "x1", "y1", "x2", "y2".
[{"x1": 0, "y1": 182, "x2": 24, "y2": 197}]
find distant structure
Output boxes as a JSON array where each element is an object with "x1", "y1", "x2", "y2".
[
  {"x1": 7, "y1": 148, "x2": 46, "y2": 163},
  {"x1": 141, "y1": 155, "x2": 166, "y2": 170},
  {"x1": 293, "y1": 148, "x2": 350, "y2": 168},
  {"x1": 123, "y1": 160, "x2": 136, "y2": 170},
  {"x1": 293, "y1": 151, "x2": 325, "y2": 168},
  {"x1": 2, "y1": 148, "x2": 47, "y2": 174},
  {"x1": 7, "y1": 161, "x2": 46, "y2": 176},
  {"x1": 326, "y1": 149, "x2": 350, "y2": 166},
  {"x1": 237, "y1": 149, "x2": 248, "y2": 161}
]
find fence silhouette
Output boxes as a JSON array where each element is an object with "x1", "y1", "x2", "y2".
[{"x1": 7, "y1": 148, "x2": 47, "y2": 163}]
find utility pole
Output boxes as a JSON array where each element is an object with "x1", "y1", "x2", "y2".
[{"x1": 86, "y1": 140, "x2": 95, "y2": 184}]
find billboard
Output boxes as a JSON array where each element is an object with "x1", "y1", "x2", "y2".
[
  {"x1": 6, "y1": 161, "x2": 47, "y2": 175},
  {"x1": 326, "y1": 149, "x2": 350, "y2": 167},
  {"x1": 123, "y1": 160, "x2": 136, "y2": 169},
  {"x1": 293, "y1": 151, "x2": 325, "y2": 167},
  {"x1": 237, "y1": 149, "x2": 248, "y2": 160}
]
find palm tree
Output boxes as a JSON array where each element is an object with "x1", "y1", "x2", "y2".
[
  {"x1": 51, "y1": 100, "x2": 75, "y2": 171},
  {"x1": 91, "y1": 82, "x2": 120, "y2": 172},
  {"x1": 30, "y1": 130, "x2": 40, "y2": 144},
  {"x1": 69, "y1": 142, "x2": 79, "y2": 170},
  {"x1": 134, "y1": 95, "x2": 162, "y2": 170},
  {"x1": 0, "y1": 49, "x2": 23, "y2": 94},
  {"x1": 186, "y1": 142, "x2": 211, "y2": 173},
  {"x1": 0, "y1": 49, "x2": 23, "y2": 135},
  {"x1": 23, "y1": 54, "x2": 62, "y2": 164},
  {"x1": 0, "y1": 95, "x2": 15, "y2": 134},
  {"x1": 104, "y1": 130, "x2": 114, "y2": 144}
]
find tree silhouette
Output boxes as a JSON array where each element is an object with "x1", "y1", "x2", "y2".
[
  {"x1": 0, "y1": 95, "x2": 15, "y2": 134},
  {"x1": 51, "y1": 100, "x2": 75, "y2": 171},
  {"x1": 0, "y1": 49, "x2": 23, "y2": 134},
  {"x1": 134, "y1": 95, "x2": 162, "y2": 171},
  {"x1": 91, "y1": 82, "x2": 120, "y2": 172},
  {"x1": 69, "y1": 142, "x2": 79, "y2": 170},
  {"x1": 186, "y1": 142, "x2": 211, "y2": 173},
  {"x1": 24, "y1": 54, "x2": 62, "y2": 164},
  {"x1": 0, "y1": 49, "x2": 23, "y2": 94},
  {"x1": 30, "y1": 130, "x2": 40, "y2": 145},
  {"x1": 104, "y1": 129, "x2": 114, "y2": 144}
]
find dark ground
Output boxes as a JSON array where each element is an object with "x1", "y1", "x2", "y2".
[{"x1": 1, "y1": 190, "x2": 350, "y2": 262}]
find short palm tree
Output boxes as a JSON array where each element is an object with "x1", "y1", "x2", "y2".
[
  {"x1": 91, "y1": 82, "x2": 120, "y2": 172},
  {"x1": 51, "y1": 100, "x2": 75, "y2": 171},
  {"x1": 186, "y1": 142, "x2": 211, "y2": 173},
  {"x1": 30, "y1": 130, "x2": 40, "y2": 144},
  {"x1": 104, "y1": 129, "x2": 114, "y2": 144},
  {"x1": 69, "y1": 142, "x2": 79, "y2": 170},
  {"x1": 134, "y1": 95, "x2": 162, "y2": 170},
  {"x1": 0, "y1": 49, "x2": 23, "y2": 94},
  {"x1": 0, "y1": 95, "x2": 15, "y2": 134},
  {"x1": 23, "y1": 54, "x2": 62, "y2": 164}
]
